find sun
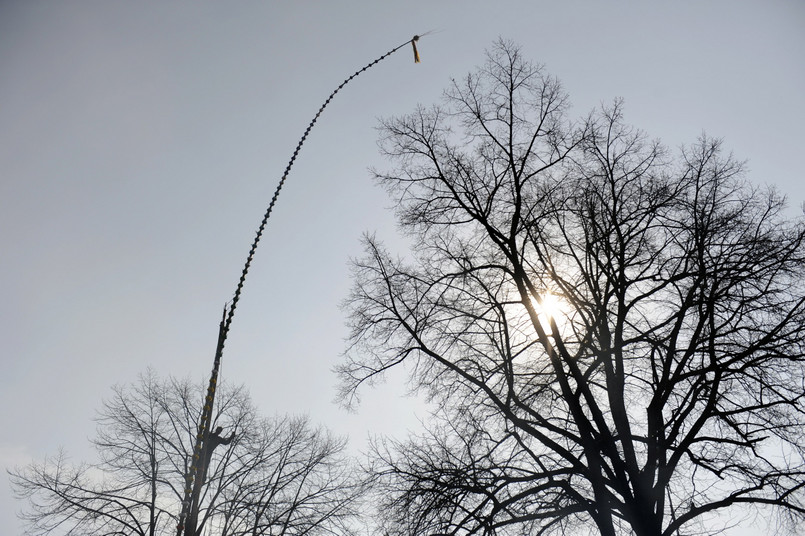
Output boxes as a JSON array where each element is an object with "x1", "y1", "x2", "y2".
[
  {"x1": 539, "y1": 292, "x2": 563, "y2": 319},
  {"x1": 530, "y1": 291, "x2": 568, "y2": 335}
]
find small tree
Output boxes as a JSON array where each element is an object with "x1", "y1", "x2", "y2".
[
  {"x1": 11, "y1": 371, "x2": 365, "y2": 536},
  {"x1": 339, "y1": 41, "x2": 805, "y2": 536}
]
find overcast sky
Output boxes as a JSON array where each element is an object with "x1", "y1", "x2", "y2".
[{"x1": 1, "y1": 2, "x2": 803, "y2": 534}]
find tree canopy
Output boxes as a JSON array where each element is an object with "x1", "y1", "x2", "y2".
[
  {"x1": 339, "y1": 41, "x2": 805, "y2": 536},
  {"x1": 11, "y1": 371, "x2": 364, "y2": 536}
]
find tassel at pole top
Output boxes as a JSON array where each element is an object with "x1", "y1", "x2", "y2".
[{"x1": 411, "y1": 35, "x2": 420, "y2": 63}]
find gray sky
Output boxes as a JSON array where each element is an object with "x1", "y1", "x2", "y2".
[{"x1": 1, "y1": 2, "x2": 803, "y2": 534}]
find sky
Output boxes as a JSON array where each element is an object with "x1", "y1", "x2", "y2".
[{"x1": 1, "y1": 1, "x2": 803, "y2": 534}]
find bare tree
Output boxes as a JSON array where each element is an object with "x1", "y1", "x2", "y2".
[
  {"x1": 338, "y1": 41, "x2": 805, "y2": 536},
  {"x1": 10, "y1": 371, "x2": 365, "y2": 536},
  {"x1": 214, "y1": 417, "x2": 364, "y2": 536}
]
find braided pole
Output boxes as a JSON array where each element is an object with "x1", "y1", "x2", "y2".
[
  {"x1": 221, "y1": 35, "x2": 416, "y2": 341},
  {"x1": 176, "y1": 35, "x2": 419, "y2": 536},
  {"x1": 177, "y1": 307, "x2": 226, "y2": 536}
]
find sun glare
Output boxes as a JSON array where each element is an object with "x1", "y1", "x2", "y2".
[{"x1": 530, "y1": 292, "x2": 567, "y2": 335}]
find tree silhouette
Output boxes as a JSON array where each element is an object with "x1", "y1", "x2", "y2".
[
  {"x1": 11, "y1": 372, "x2": 364, "y2": 536},
  {"x1": 339, "y1": 41, "x2": 805, "y2": 536}
]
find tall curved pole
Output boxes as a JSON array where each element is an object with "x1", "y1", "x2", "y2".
[{"x1": 176, "y1": 34, "x2": 424, "y2": 536}]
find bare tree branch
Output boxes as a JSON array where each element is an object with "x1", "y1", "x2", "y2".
[{"x1": 339, "y1": 40, "x2": 805, "y2": 536}]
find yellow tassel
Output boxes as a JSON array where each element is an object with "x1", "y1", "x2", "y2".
[{"x1": 412, "y1": 36, "x2": 420, "y2": 64}]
